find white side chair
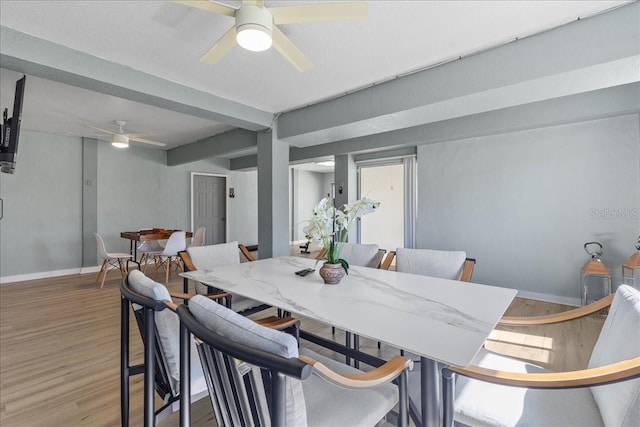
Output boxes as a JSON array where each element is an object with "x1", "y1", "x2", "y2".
[
  {"x1": 189, "y1": 227, "x2": 206, "y2": 248},
  {"x1": 444, "y1": 285, "x2": 640, "y2": 427},
  {"x1": 94, "y1": 232, "x2": 132, "y2": 289},
  {"x1": 154, "y1": 231, "x2": 186, "y2": 284},
  {"x1": 136, "y1": 240, "x2": 164, "y2": 274}
]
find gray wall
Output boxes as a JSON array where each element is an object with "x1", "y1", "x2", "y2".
[
  {"x1": 0, "y1": 130, "x2": 258, "y2": 279},
  {"x1": 291, "y1": 169, "x2": 329, "y2": 241},
  {"x1": 416, "y1": 114, "x2": 640, "y2": 302},
  {"x1": 0, "y1": 132, "x2": 83, "y2": 276}
]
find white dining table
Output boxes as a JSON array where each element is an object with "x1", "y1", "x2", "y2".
[{"x1": 182, "y1": 256, "x2": 516, "y2": 427}]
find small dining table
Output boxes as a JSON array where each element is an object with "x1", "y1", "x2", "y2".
[
  {"x1": 120, "y1": 229, "x2": 193, "y2": 261},
  {"x1": 181, "y1": 256, "x2": 516, "y2": 427}
]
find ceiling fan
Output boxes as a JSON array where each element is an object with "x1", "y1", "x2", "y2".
[
  {"x1": 87, "y1": 120, "x2": 167, "y2": 148},
  {"x1": 173, "y1": 0, "x2": 368, "y2": 72}
]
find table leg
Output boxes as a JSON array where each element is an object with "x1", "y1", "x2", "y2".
[{"x1": 421, "y1": 357, "x2": 440, "y2": 427}]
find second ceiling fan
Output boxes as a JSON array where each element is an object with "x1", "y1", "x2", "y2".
[{"x1": 174, "y1": 0, "x2": 368, "y2": 72}]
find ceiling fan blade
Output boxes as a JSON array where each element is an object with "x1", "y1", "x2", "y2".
[
  {"x1": 172, "y1": 0, "x2": 236, "y2": 17},
  {"x1": 86, "y1": 124, "x2": 118, "y2": 136},
  {"x1": 129, "y1": 136, "x2": 167, "y2": 147},
  {"x1": 272, "y1": 26, "x2": 313, "y2": 72},
  {"x1": 271, "y1": 1, "x2": 368, "y2": 25},
  {"x1": 200, "y1": 26, "x2": 238, "y2": 64},
  {"x1": 242, "y1": 0, "x2": 264, "y2": 6}
]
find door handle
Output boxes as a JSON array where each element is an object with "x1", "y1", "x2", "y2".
[{"x1": 0, "y1": 198, "x2": 3, "y2": 220}]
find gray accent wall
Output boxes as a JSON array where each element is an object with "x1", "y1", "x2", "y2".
[
  {"x1": 416, "y1": 114, "x2": 640, "y2": 301},
  {"x1": 0, "y1": 130, "x2": 258, "y2": 280},
  {"x1": 0, "y1": 131, "x2": 83, "y2": 276}
]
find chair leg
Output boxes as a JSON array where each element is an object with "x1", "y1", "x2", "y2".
[
  {"x1": 165, "y1": 257, "x2": 170, "y2": 285},
  {"x1": 98, "y1": 259, "x2": 109, "y2": 289}
]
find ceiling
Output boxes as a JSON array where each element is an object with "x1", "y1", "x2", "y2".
[{"x1": 0, "y1": 0, "x2": 631, "y2": 153}]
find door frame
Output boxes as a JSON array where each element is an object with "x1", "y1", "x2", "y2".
[{"x1": 190, "y1": 172, "x2": 229, "y2": 244}]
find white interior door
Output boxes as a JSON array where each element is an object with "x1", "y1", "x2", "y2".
[{"x1": 191, "y1": 173, "x2": 226, "y2": 245}]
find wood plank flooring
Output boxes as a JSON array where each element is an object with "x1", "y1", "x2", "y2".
[{"x1": 0, "y1": 254, "x2": 604, "y2": 426}]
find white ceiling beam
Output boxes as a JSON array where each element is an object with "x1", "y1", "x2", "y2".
[
  {"x1": 277, "y1": 2, "x2": 640, "y2": 147},
  {"x1": 0, "y1": 26, "x2": 273, "y2": 132}
]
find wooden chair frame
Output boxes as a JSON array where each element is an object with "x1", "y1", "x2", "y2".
[{"x1": 440, "y1": 292, "x2": 640, "y2": 427}]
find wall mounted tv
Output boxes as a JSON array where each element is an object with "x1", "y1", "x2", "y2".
[{"x1": 0, "y1": 75, "x2": 26, "y2": 174}]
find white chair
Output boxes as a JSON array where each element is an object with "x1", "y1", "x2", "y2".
[
  {"x1": 186, "y1": 241, "x2": 270, "y2": 315},
  {"x1": 443, "y1": 285, "x2": 640, "y2": 427},
  {"x1": 136, "y1": 240, "x2": 164, "y2": 274},
  {"x1": 153, "y1": 231, "x2": 186, "y2": 284},
  {"x1": 178, "y1": 294, "x2": 413, "y2": 427},
  {"x1": 94, "y1": 232, "x2": 132, "y2": 289},
  {"x1": 189, "y1": 227, "x2": 206, "y2": 248}
]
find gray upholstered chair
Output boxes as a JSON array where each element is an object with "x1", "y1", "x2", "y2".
[
  {"x1": 121, "y1": 269, "x2": 209, "y2": 425},
  {"x1": 395, "y1": 247, "x2": 468, "y2": 280},
  {"x1": 338, "y1": 242, "x2": 386, "y2": 268},
  {"x1": 186, "y1": 241, "x2": 270, "y2": 315},
  {"x1": 442, "y1": 285, "x2": 640, "y2": 427},
  {"x1": 178, "y1": 294, "x2": 413, "y2": 427}
]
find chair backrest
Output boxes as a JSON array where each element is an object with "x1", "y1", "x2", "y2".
[
  {"x1": 190, "y1": 227, "x2": 206, "y2": 248},
  {"x1": 395, "y1": 247, "x2": 467, "y2": 280},
  {"x1": 126, "y1": 270, "x2": 204, "y2": 397},
  {"x1": 180, "y1": 294, "x2": 311, "y2": 427},
  {"x1": 94, "y1": 232, "x2": 109, "y2": 259},
  {"x1": 137, "y1": 239, "x2": 164, "y2": 252},
  {"x1": 161, "y1": 231, "x2": 186, "y2": 256},
  {"x1": 588, "y1": 285, "x2": 640, "y2": 426},
  {"x1": 338, "y1": 242, "x2": 384, "y2": 268},
  {"x1": 187, "y1": 242, "x2": 241, "y2": 295}
]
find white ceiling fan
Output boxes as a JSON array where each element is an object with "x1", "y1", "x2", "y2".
[
  {"x1": 173, "y1": 0, "x2": 368, "y2": 72},
  {"x1": 87, "y1": 120, "x2": 167, "y2": 148}
]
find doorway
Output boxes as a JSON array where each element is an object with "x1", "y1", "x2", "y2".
[
  {"x1": 358, "y1": 157, "x2": 416, "y2": 252},
  {"x1": 191, "y1": 173, "x2": 227, "y2": 245}
]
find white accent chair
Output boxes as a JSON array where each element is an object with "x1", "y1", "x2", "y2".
[
  {"x1": 186, "y1": 241, "x2": 270, "y2": 315},
  {"x1": 443, "y1": 285, "x2": 640, "y2": 427},
  {"x1": 153, "y1": 231, "x2": 186, "y2": 284},
  {"x1": 178, "y1": 294, "x2": 414, "y2": 427},
  {"x1": 136, "y1": 240, "x2": 164, "y2": 274},
  {"x1": 94, "y1": 232, "x2": 132, "y2": 289},
  {"x1": 189, "y1": 227, "x2": 206, "y2": 248}
]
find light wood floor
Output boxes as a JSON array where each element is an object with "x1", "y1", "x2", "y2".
[{"x1": 0, "y1": 252, "x2": 605, "y2": 426}]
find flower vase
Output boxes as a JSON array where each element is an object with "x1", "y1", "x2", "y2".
[{"x1": 319, "y1": 262, "x2": 345, "y2": 285}]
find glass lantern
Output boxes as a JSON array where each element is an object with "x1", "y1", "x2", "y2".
[
  {"x1": 622, "y1": 236, "x2": 640, "y2": 290},
  {"x1": 580, "y1": 242, "x2": 612, "y2": 306}
]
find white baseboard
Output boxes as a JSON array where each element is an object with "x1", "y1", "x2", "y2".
[
  {"x1": 0, "y1": 267, "x2": 92, "y2": 284},
  {"x1": 516, "y1": 289, "x2": 580, "y2": 307}
]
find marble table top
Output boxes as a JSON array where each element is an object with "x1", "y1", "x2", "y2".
[{"x1": 182, "y1": 256, "x2": 516, "y2": 367}]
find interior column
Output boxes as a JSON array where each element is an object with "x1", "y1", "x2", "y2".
[
  {"x1": 257, "y1": 126, "x2": 290, "y2": 259},
  {"x1": 334, "y1": 154, "x2": 357, "y2": 242}
]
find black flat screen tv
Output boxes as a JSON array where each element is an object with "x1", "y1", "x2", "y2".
[{"x1": 0, "y1": 75, "x2": 26, "y2": 174}]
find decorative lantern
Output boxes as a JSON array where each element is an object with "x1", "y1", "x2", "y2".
[
  {"x1": 580, "y1": 242, "x2": 612, "y2": 306},
  {"x1": 622, "y1": 236, "x2": 640, "y2": 290}
]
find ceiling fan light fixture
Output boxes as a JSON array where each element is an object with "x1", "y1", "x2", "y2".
[
  {"x1": 235, "y1": 5, "x2": 273, "y2": 52},
  {"x1": 111, "y1": 133, "x2": 129, "y2": 149}
]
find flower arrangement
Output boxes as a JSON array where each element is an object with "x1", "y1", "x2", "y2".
[{"x1": 304, "y1": 197, "x2": 380, "y2": 273}]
